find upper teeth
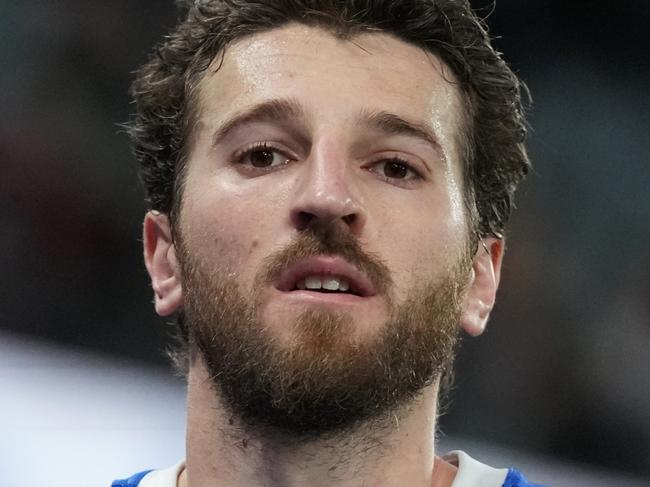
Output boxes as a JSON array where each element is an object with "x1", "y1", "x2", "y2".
[{"x1": 296, "y1": 275, "x2": 350, "y2": 292}]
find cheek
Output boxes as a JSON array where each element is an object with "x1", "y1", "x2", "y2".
[
  {"x1": 180, "y1": 193, "x2": 267, "y2": 275},
  {"x1": 373, "y1": 196, "x2": 467, "y2": 296}
]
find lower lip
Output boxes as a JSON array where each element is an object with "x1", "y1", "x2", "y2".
[{"x1": 274, "y1": 289, "x2": 372, "y2": 305}]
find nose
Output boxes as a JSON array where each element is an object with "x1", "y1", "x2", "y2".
[{"x1": 289, "y1": 145, "x2": 366, "y2": 235}]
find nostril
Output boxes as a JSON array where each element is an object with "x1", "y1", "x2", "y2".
[
  {"x1": 292, "y1": 211, "x2": 358, "y2": 232},
  {"x1": 342, "y1": 214, "x2": 356, "y2": 226},
  {"x1": 294, "y1": 211, "x2": 316, "y2": 231}
]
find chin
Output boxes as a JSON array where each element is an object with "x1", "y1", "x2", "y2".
[{"x1": 259, "y1": 300, "x2": 388, "y2": 346}]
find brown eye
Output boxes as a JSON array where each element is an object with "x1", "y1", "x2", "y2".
[
  {"x1": 250, "y1": 149, "x2": 276, "y2": 167},
  {"x1": 371, "y1": 158, "x2": 420, "y2": 182},
  {"x1": 383, "y1": 160, "x2": 409, "y2": 179},
  {"x1": 237, "y1": 144, "x2": 291, "y2": 170}
]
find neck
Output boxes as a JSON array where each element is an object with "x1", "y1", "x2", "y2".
[{"x1": 180, "y1": 357, "x2": 453, "y2": 487}]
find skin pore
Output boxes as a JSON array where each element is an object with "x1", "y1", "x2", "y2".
[{"x1": 143, "y1": 24, "x2": 503, "y2": 487}]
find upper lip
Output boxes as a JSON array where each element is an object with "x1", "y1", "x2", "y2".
[{"x1": 275, "y1": 256, "x2": 376, "y2": 297}]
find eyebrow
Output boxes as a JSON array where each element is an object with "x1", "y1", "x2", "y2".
[
  {"x1": 211, "y1": 98, "x2": 305, "y2": 147},
  {"x1": 358, "y1": 109, "x2": 443, "y2": 153},
  {"x1": 211, "y1": 98, "x2": 444, "y2": 159}
]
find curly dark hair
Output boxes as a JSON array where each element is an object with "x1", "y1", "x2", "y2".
[{"x1": 128, "y1": 0, "x2": 530, "y2": 240}]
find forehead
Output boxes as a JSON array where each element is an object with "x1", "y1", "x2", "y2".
[{"x1": 194, "y1": 23, "x2": 464, "y2": 158}]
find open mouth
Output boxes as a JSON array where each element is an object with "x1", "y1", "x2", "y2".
[
  {"x1": 292, "y1": 275, "x2": 360, "y2": 296},
  {"x1": 275, "y1": 256, "x2": 375, "y2": 298}
]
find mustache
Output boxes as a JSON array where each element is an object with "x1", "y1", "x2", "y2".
[{"x1": 258, "y1": 221, "x2": 393, "y2": 296}]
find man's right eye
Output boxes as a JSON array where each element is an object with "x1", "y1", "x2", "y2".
[{"x1": 234, "y1": 143, "x2": 292, "y2": 169}]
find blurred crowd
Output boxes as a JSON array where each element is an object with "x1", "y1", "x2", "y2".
[{"x1": 1, "y1": 0, "x2": 648, "y2": 478}]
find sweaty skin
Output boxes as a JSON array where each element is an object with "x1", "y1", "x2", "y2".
[{"x1": 144, "y1": 23, "x2": 503, "y2": 487}]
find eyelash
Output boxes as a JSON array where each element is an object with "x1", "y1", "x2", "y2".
[
  {"x1": 366, "y1": 156, "x2": 425, "y2": 187},
  {"x1": 231, "y1": 142, "x2": 424, "y2": 186},
  {"x1": 231, "y1": 142, "x2": 293, "y2": 171}
]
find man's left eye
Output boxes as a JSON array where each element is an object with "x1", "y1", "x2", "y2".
[{"x1": 371, "y1": 159, "x2": 421, "y2": 181}]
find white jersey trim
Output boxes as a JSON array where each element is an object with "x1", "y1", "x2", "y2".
[
  {"x1": 445, "y1": 450, "x2": 509, "y2": 487},
  {"x1": 138, "y1": 460, "x2": 184, "y2": 487},
  {"x1": 134, "y1": 451, "x2": 508, "y2": 487}
]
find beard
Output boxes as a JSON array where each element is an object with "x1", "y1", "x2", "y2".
[{"x1": 177, "y1": 222, "x2": 471, "y2": 439}]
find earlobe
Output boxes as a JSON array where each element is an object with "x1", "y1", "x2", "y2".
[
  {"x1": 143, "y1": 211, "x2": 183, "y2": 316},
  {"x1": 459, "y1": 238, "x2": 504, "y2": 337}
]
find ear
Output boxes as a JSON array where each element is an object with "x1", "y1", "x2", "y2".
[
  {"x1": 143, "y1": 211, "x2": 183, "y2": 316},
  {"x1": 459, "y1": 237, "x2": 504, "y2": 337}
]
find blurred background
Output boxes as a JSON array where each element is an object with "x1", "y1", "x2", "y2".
[{"x1": 1, "y1": 1, "x2": 648, "y2": 486}]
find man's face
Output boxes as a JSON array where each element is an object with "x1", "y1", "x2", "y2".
[{"x1": 165, "y1": 24, "x2": 475, "y2": 434}]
